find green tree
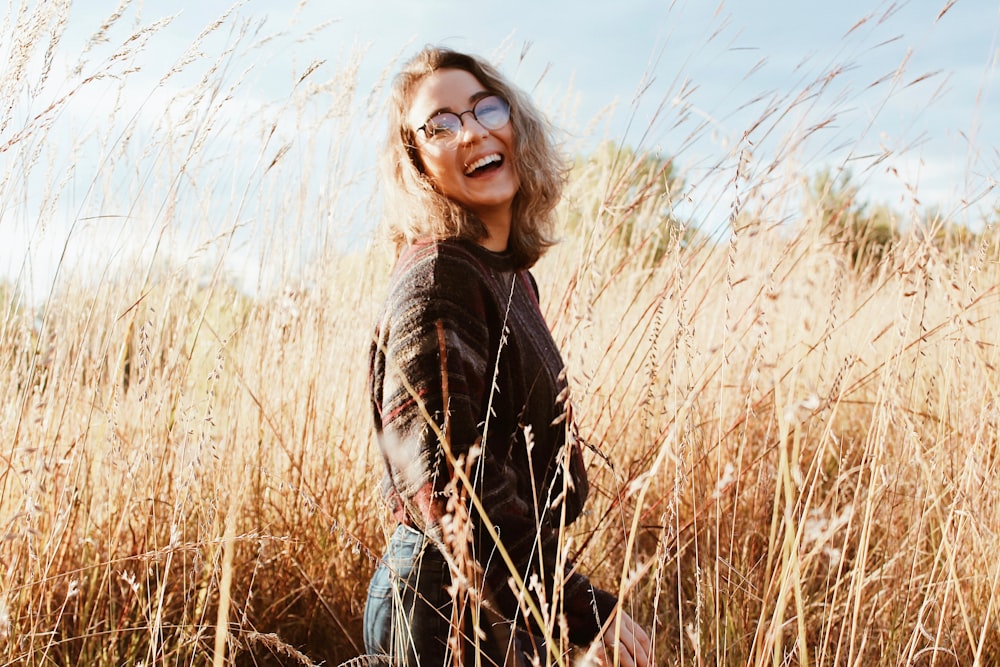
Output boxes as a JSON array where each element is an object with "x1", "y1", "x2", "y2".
[
  {"x1": 808, "y1": 168, "x2": 898, "y2": 271},
  {"x1": 563, "y1": 141, "x2": 692, "y2": 266}
]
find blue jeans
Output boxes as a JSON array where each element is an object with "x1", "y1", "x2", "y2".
[{"x1": 363, "y1": 524, "x2": 535, "y2": 667}]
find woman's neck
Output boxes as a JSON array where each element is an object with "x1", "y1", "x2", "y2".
[{"x1": 476, "y1": 209, "x2": 511, "y2": 252}]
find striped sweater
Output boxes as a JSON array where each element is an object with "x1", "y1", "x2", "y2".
[{"x1": 368, "y1": 238, "x2": 617, "y2": 645}]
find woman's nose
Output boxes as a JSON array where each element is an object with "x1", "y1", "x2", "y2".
[{"x1": 458, "y1": 115, "x2": 490, "y2": 144}]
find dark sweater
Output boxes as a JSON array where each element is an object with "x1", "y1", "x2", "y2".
[{"x1": 368, "y1": 238, "x2": 617, "y2": 645}]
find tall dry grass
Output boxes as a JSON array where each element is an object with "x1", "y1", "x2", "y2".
[{"x1": 2, "y1": 1, "x2": 998, "y2": 666}]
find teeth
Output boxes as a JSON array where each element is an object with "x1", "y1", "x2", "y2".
[{"x1": 465, "y1": 153, "x2": 501, "y2": 175}]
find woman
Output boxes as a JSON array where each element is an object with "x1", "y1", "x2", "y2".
[{"x1": 365, "y1": 46, "x2": 652, "y2": 667}]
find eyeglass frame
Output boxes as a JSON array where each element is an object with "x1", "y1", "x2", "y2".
[{"x1": 414, "y1": 94, "x2": 511, "y2": 147}]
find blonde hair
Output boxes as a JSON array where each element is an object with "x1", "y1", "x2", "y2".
[{"x1": 380, "y1": 46, "x2": 565, "y2": 269}]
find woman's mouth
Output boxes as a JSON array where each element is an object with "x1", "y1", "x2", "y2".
[{"x1": 465, "y1": 153, "x2": 503, "y2": 176}]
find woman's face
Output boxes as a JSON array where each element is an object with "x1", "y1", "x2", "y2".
[{"x1": 407, "y1": 68, "x2": 520, "y2": 233}]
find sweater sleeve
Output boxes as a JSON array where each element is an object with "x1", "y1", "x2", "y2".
[{"x1": 371, "y1": 247, "x2": 617, "y2": 645}]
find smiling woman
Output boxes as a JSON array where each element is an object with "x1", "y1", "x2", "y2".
[
  {"x1": 379, "y1": 47, "x2": 567, "y2": 271},
  {"x1": 362, "y1": 46, "x2": 652, "y2": 667},
  {"x1": 406, "y1": 75, "x2": 520, "y2": 250}
]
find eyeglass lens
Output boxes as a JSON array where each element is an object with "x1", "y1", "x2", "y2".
[{"x1": 422, "y1": 96, "x2": 509, "y2": 143}]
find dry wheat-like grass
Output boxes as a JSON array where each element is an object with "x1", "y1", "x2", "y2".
[{"x1": 2, "y1": 1, "x2": 998, "y2": 666}]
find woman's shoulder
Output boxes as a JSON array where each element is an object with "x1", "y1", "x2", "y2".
[
  {"x1": 384, "y1": 240, "x2": 485, "y2": 303},
  {"x1": 380, "y1": 240, "x2": 509, "y2": 331},
  {"x1": 392, "y1": 239, "x2": 511, "y2": 285}
]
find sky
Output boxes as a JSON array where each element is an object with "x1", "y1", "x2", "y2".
[
  {"x1": 208, "y1": 0, "x2": 997, "y2": 217},
  {"x1": 3, "y1": 0, "x2": 998, "y2": 301}
]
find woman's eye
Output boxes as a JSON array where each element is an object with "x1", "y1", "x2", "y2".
[{"x1": 425, "y1": 114, "x2": 460, "y2": 138}]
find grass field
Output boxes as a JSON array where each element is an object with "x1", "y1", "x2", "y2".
[{"x1": 2, "y1": 2, "x2": 998, "y2": 665}]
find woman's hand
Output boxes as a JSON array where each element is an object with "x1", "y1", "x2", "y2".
[{"x1": 587, "y1": 610, "x2": 653, "y2": 667}]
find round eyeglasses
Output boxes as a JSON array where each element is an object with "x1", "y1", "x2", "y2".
[{"x1": 416, "y1": 95, "x2": 510, "y2": 148}]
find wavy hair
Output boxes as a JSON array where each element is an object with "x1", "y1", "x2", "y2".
[{"x1": 380, "y1": 46, "x2": 565, "y2": 268}]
